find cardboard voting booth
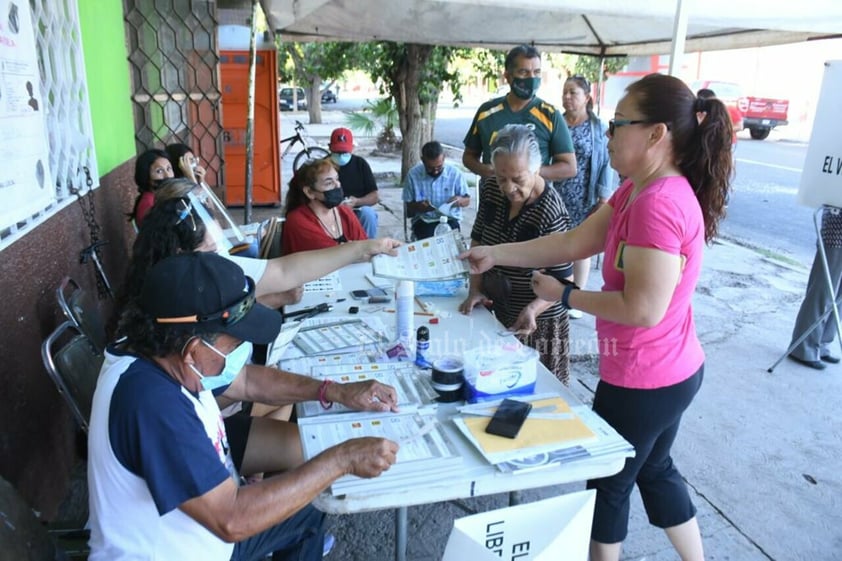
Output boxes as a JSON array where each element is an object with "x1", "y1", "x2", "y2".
[
  {"x1": 797, "y1": 60, "x2": 842, "y2": 208},
  {"x1": 442, "y1": 490, "x2": 595, "y2": 561}
]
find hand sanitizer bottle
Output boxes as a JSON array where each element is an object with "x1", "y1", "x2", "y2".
[{"x1": 395, "y1": 280, "x2": 415, "y2": 352}]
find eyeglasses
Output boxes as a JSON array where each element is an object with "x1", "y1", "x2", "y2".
[
  {"x1": 156, "y1": 278, "x2": 257, "y2": 326},
  {"x1": 175, "y1": 199, "x2": 197, "y2": 232},
  {"x1": 608, "y1": 119, "x2": 669, "y2": 136}
]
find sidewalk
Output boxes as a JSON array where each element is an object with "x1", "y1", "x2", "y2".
[{"x1": 270, "y1": 112, "x2": 842, "y2": 561}]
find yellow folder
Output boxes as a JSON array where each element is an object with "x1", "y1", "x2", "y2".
[{"x1": 462, "y1": 396, "x2": 596, "y2": 454}]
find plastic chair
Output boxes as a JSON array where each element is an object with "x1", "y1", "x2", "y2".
[
  {"x1": 41, "y1": 321, "x2": 104, "y2": 433},
  {"x1": 57, "y1": 277, "x2": 107, "y2": 353},
  {"x1": 258, "y1": 216, "x2": 285, "y2": 259}
]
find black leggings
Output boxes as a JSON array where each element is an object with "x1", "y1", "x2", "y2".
[{"x1": 587, "y1": 365, "x2": 704, "y2": 543}]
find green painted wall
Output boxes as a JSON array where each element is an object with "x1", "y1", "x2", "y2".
[{"x1": 78, "y1": 0, "x2": 135, "y2": 175}]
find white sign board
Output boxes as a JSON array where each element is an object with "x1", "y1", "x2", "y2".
[
  {"x1": 442, "y1": 490, "x2": 595, "y2": 561},
  {"x1": 798, "y1": 60, "x2": 842, "y2": 208}
]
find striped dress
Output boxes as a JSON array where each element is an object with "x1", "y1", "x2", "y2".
[{"x1": 471, "y1": 177, "x2": 573, "y2": 383}]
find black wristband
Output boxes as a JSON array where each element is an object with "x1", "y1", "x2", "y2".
[{"x1": 561, "y1": 284, "x2": 577, "y2": 310}]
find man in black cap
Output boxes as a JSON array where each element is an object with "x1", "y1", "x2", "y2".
[{"x1": 87, "y1": 252, "x2": 399, "y2": 561}]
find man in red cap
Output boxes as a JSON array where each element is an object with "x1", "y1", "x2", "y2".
[{"x1": 329, "y1": 127, "x2": 380, "y2": 238}]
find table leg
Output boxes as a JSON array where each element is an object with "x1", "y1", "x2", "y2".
[{"x1": 395, "y1": 506, "x2": 408, "y2": 561}]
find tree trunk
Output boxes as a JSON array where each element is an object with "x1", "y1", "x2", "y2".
[
  {"x1": 307, "y1": 76, "x2": 322, "y2": 124},
  {"x1": 422, "y1": 99, "x2": 438, "y2": 144},
  {"x1": 391, "y1": 44, "x2": 433, "y2": 182}
]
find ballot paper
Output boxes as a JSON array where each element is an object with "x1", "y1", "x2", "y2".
[
  {"x1": 371, "y1": 230, "x2": 470, "y2": 281},
  {"x1": 303, "y1": 271, "x2": 342, "y2": 293},
  {"x1": 296, "y1": 362, "x2": 438, "y2": 418},
  {"x1": 293, "y1": 319, "x2": 389, "y2": 356},
  {"x1": 297, "y1": 410, "x2": 463, "y2": 495},
  {"x1": 437, "y1": 200, "x2": 456, "y2": 217}
]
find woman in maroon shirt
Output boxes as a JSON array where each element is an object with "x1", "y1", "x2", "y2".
[{"x1": 282, "y1": 159, "x2": 367, "y2": 254}]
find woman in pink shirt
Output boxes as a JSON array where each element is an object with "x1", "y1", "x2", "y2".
[{"x1": 460, "y1": 73, "x2": 733, "y2": 561}]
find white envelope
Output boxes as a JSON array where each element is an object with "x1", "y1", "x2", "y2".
[{"x1": 442, "y1": 490, "x2": 595, "y2": 561}]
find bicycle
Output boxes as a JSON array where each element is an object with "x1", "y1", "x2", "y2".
[{"x1": 281, "y1": 120, "x2": 330, "y2": 172}]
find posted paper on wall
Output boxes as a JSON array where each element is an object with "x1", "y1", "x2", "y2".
[{"x1": 0, "y1": 0, "x2": 55, "y2": 229}]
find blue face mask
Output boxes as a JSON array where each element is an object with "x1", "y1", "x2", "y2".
[
  {"x1": 189, "y1": 339, "x2": 253, "y2": 392},
  {"x1": 330, "y1": 152, "x2": 351, "y2": 167}
]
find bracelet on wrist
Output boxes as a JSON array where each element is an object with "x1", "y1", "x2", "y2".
[
  {"x1": 560, "y1": 279, "x2": 579, "y2": 310},
  {"x1": 318, "y1": 379, "x2": 334, "y2": 410}
]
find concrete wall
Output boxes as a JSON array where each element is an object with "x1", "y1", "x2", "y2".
[{"x1": 0, "y1": 0, "x2": 137, "y2": 518}]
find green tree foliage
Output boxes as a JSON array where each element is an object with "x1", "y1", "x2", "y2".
[
  {"x1": 572, "y1": 56, "x2": 628, "y2": 84},
  {"x1": 278, "y1": 41, "x2": 361, "y2": 123},
  {"x1": 349, "y1": 42, "x2": 463, "y2": 180}
]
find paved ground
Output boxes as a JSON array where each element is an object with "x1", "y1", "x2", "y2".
[{"x1": 263, "y1": 111, "x2": 842, "y2": 561}]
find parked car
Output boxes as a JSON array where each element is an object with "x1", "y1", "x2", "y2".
[
  {"x1": 690, "y1": 80, "x2": 789, "y2": 140},
  {"x1": 279, "y1": 87, "x2": 307, "y2": 111},
  {"x1": 321, "y1": 87, "x2": 338, "y2": 104}
]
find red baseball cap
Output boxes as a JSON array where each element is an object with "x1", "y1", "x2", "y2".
[{"x1": 329, "y1": 127, "x2": 354, "y2": 153}]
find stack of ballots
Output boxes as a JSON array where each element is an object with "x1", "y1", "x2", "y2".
[{"x1": 453, "y1": 393, "x2": 634, "y2": 473}]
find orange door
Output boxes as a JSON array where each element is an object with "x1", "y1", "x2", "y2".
[{"x1": 219, "y1": 50, "x2": 281, "y2": 206}]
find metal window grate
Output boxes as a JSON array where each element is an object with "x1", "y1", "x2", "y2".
[
  {"x1": 0, "y1": 0, "x2": 99, "y2": 251},
  {"x1": 124, "y1": 0, "x2": 223, "y2": 190}
]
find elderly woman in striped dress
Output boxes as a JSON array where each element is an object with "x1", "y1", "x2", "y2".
[{"x1": 458, "y1": 124, "x2": 573, "y2": 383}]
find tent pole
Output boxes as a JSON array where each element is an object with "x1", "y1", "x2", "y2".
[
  {"x1": 596, "y1": 55, "x2": 605, "y2": 116},
  {"x1": 244, "y1": 0, "x2": 259, "y2": 224},
  {"x1": 668, "y1": 0, "x2": 689, "y2": 76}
]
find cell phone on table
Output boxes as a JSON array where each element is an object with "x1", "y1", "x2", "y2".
[
  {"x1": 484, "y1": 398, "x2": 533, "y2": 439},
  {"x1": 350, "y1": 288, "x2": 388, "y2": 300}
]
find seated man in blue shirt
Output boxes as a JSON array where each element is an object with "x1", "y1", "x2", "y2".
[
  {"x1": 87, "y1": 252, "x2": 399, "y2": 561},
  {"x1": 402, "y1": 141, "x2": 470, "y2": 239}
]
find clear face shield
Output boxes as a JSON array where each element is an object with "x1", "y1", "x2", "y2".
[{"x1": 185, "y1": 183, "x2": 252, "y2": 256}]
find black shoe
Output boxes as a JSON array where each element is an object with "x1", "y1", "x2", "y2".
[
  {"x1": 821, "y1": 354, "x2": 841, "y2": 364},
  {"x1": 789, "y1": 354, "x2": 827, "y2": 370}
]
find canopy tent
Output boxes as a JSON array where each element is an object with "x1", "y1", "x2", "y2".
[
  {"x1": 233, "y1": 0, "x2": 840, "y2": 216},
  {"x1": 261, "y1": 0, "x2": 842, "y2": 56}
]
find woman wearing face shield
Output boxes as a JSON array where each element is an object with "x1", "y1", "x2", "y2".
[
  {"x1": 282, "y1": 159, "x2": 368, "y2": 254},
  {"x1": 151, "y1": 178, "x2": 399, "y2": 310}
]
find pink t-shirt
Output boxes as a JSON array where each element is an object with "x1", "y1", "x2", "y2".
[{"x1": 596, "y1": 177, "x2": 705, "y2": 389}]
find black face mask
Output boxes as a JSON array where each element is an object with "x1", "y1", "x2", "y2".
[{"x1": 320, "y1": 186, "x2": 345, "y2": 209}]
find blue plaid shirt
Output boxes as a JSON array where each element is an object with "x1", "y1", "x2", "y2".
[{"x1": 402, "y1": 162, "x2": 469, "y2": 224}]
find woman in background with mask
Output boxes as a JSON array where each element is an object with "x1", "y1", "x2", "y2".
[
  {"x1": 129, "y1": 148, "x2": 174, "y2": 229},
  {"x1": 282, "y1": 158, "x2": 368, "y2": 254}
]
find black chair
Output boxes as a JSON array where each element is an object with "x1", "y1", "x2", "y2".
[
  {"x1": 57, "y1": 276, "x2": 107, "y2": 353},
  {"x1": 41, "y1": 321, "x2": 104, "y2": 433}
]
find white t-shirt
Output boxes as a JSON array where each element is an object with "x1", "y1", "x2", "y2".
[
  {"x1": 88, "y1": 350, "x2": 238, "y2": 560},
  {"x1": 226, "y1": 254, "x2": 268, "y2": 283}
]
